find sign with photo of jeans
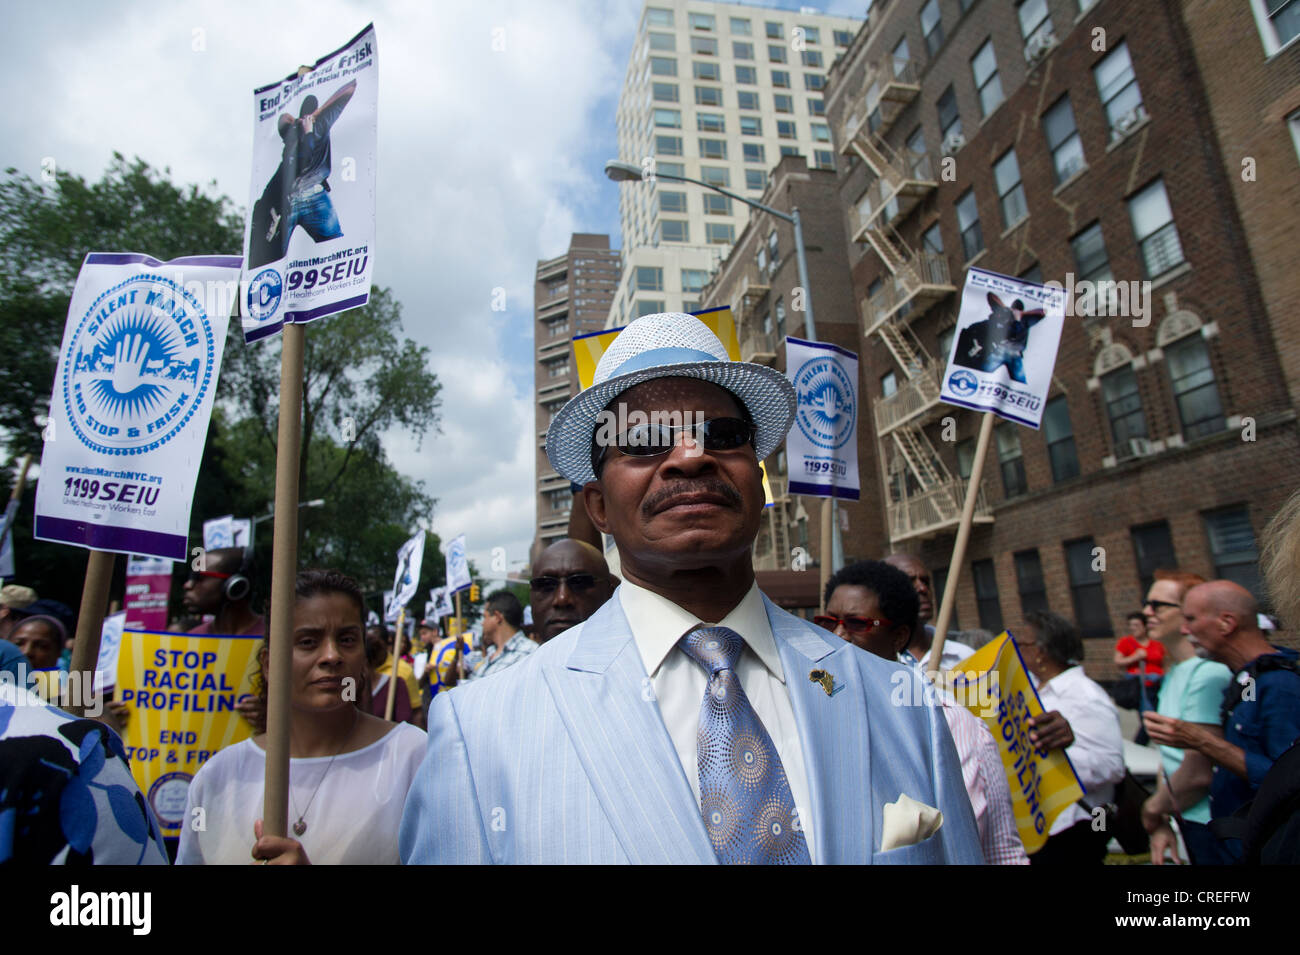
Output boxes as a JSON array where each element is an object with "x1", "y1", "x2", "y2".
[{"x1": 240, "y1": 24, "x2": 378, "y2": 344}]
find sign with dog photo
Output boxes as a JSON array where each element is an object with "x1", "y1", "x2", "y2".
[{"x1": 939, "y1": 267, "x2": 1066, "y2": 429}]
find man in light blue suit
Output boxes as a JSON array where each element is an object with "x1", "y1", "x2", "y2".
[{"x1": 401, "y1": 313, "x2": 983, "y2": 864}]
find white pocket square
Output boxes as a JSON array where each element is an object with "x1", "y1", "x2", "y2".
[{"x1": 880, "y1": 793, "x2": 943, "y2": 851}]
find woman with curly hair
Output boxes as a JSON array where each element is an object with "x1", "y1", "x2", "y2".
[{"x1": 177, "y1": 570, "x2": 425, "y2": 864}]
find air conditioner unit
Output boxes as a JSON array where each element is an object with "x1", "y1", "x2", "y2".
[
  {"x1": 1024, "y1": 30, "x2": 1058, "y2": 64},
  {"x1": 1128, "y1": 437, "x2": 1153, "y2": 457},
  {"x1": 941, "y1": 131, "x2": 966, "y2": 156},
  {"x1": 1110, "y1": 105, "x2": 1149, "y2": 140}
]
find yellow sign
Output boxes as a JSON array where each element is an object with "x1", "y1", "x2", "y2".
[
  {"x1": 946, "y1": 632, "x2": 1084, "y2": 854},
  {"x1": 115, "y1": 630, "x2": 261, "y2": 838}
]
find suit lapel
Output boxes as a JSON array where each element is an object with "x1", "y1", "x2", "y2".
[
  {"x1": 767, "y1": 597, "x2": 875, "y2": 864},
  {"x1": 541, "y1": 597, "x2": 716, "y2": 864}
]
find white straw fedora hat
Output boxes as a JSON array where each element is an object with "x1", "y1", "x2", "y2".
[{"x1": 546, "y1": 312, "x2": 797, "y2": 486}]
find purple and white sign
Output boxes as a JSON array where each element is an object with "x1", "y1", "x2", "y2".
[{"x1": 34, "y1": 253, "x2": 241, "y2": 560}]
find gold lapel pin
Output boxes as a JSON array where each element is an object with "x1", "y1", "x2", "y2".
[{"x1": 808, "y1": 668, "x2": 835, "y2": 697}]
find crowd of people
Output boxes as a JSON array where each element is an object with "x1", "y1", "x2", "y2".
[{"x1": 3, "y1": 311, "x2": 1299, "y2": 865}]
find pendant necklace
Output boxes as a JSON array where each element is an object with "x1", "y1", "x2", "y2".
[{"x1": 289, "y1": 711, "x2": 358, "y2": 837}]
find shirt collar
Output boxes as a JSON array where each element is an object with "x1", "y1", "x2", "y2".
[{"x1": 617, "y1": 578, "x2": 784, "y2": 684}]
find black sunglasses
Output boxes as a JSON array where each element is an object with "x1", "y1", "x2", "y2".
[
  {"x1": 530, "y1": 573, "x2": 600, "y2": 594},
  {"x1": 1143, "y1": 599, "x2": 1180, "y2": 611},
  {"x1": 592, "y1": 417, "x2": 753, "y2": 475}
]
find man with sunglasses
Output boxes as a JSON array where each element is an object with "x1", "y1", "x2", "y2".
[
  {"x1": 402, "y1": 313, "x2": 981, "y2": 865},
  {"x1": 529, "y1": 539, "x2": 615, "y2": 643},
  {"x1": 820, "y1": 560, "x2": 1027, "y2": 864},
  {"x1": 884, "y1": 553, "x2": 975, "y2": 673}
]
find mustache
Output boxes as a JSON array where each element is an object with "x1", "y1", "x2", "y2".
[{"x1": 642, "y1": 479, "x2": 742, "y2": 517}]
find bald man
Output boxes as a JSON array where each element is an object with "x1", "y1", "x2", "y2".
[
  {"x1": 1144, "y1": 580, "x2": 1300, "y2": 860},
  {"x1": 884, "y1": 553, "x2": 974, "y2": 671},
  {"x1": 529, "y1": 539, "x2": 616, "y2": 643}
]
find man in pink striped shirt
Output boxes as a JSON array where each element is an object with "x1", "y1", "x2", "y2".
[{"x1": 819, "y1": 560, "x2": 1028, "y2": 864}]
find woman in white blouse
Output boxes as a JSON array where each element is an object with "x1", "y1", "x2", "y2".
[{"x1": 178, "y1": 569, "x2": 426, "y2": 865}]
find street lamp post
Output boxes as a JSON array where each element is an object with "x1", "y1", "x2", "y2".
[
  {"x1": 250, "y1": 498, "x2": 326, "y2": 549},
  {"x1": 604, "y1": 159, "x2": 842, "y2": 590}
]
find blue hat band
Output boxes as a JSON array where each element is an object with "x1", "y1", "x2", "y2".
[{"x1": 608, "y1": 347, "x2": 723, "y2": 379}]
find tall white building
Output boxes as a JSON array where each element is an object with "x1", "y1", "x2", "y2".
[{"x1": 610, "y1": 0, "x2": 863, "y2": 326}]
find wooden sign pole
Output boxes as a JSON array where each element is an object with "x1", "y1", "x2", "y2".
[
  {"x1": 66, "y1": 549, "x2": 116, "y2": 716},
  {"x1": 263, "y1": 322, "x2": 306, "y2": 839},
  {"x1": 927, "y1": 411, "x2": 995, "y2": 678},
  {"x1": 0, "y1": 453, "x2": 32, "y2": 541},
  {"x1": 384, "y1": 606, "x2": 405, "y2": 721}
]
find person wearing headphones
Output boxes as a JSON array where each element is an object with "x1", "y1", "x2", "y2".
[{"x1": 183, "y1": 547, "x2": 264, "y2": 637}]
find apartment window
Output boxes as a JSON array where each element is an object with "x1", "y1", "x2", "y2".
[
  {"x1": 1018, "y1": 0, "x2": 1053, "y2": 46},
  {"x1": 657, "y1": 220, "x2": 688, "y2": 242},
  {"x1": 972, "y1": 559, "x2": 1003, "y2": 632},
  {"x1": 650, "y1": 56, "x2": 677, "y2": 77},
  {"x1": 1101, "y1": 365, "x2": 1148, "y2": 452},
  {"x1": 1131, "y1": 521, "x2": 1177, "y2": 595},
  {"x1": 690, "y1": 12, "x2": 715, "y2": 31},
  {"x1": 881, "y1": 370, "x2": 898, "y2": 397},
  {"x1": 654, "y1": 108, "x2": 681, "y2": 128},
  {"x1": 741, "y1": 115, "x2": 762, "y2": 136},
  {"x1": 1251, "y1": 0, "x2": 1300, "y2": 52},
  {"x1": 834, "y1": 30, "x2": 854, "y2": 46},
  {"x1": 1290, "y1": 109, "x2": 1300, "y2": 160},
  {"x1": 1128, "y1": 179, "x2": 1186, "y2": 279},
  {"x1": 636, "y1": 299, "x2": 665, "y2": 318},
  {"x1": 766, "y1": 21, "x2": 783, "y2": 39},
  {"x1": 652, "y1": 82, "x2": 679, "y2": 103},
  {"x1": 939, "y1": 326, "x2": 956, "y2": 363},
  {"x1": 972, "y1": 40, "x2": 1004, "y2": 117},
  {"x1": 801, "y1": 26, "x2": 821, "y2": 45},
  {"x1": 697, "y1": 113, "x2": 725, "y2": 132},
  {"x1": 1166, "y1": 335, "x2": 1225, "y2": 439},
  {"x1": 733, "y1": 41, "x2": 754, "y2": 60},
  {"x1": 1204, "y1": 506, "x2": 1263, "y2": 599},
  {"x1": 768, "y1": 230, "x2": 780, "y2": 271},
  {"x1": 649, "y1": 32, "x2": 676, "y2": 52},
  {"x1": 655, "y1": 134, "x2": 682, "y2": 156},
  {"x1": 769, "y1": 43, "x2": 788, "y2": 63},
  {"x1": 775, "y1": 297, "x2": 787, "y2": 337},
  {"x1": 774, "y1": 93, "x2": 794, "y2": 112},
  {"x1": 694, "y1": 61, "x2": 721, "y2": 81},
  {"x1": 635, "y1": 266, "x2": 663, "y2": 291},
  {"x1": 1043, "y1": 396, "x2": 1080, "y2": 482},
  {"x1": 547, "y1": 361, "x2": 570, "y2": 379},
  {"x1": 811, "y1": 122, "x2": 831, "y2": 142},
  {"x1": 1065, "y1": 537, "x2": 1113, "y2": 637},
  {"x1": 804, "y1": 73, "x2": 826, "y2": 91},
  {"x1": 993, "y1": 149, "x2": 1028, "y2": 227},
  {"x1": 735, "y1": 64, "x2": 757, "y2": 85},
  {"x1": 814, "y1": 150, "x2": 835, "y2": 170},
  {"x1": 692, "y1": 36, "x2": 718, "y2": 56},
  {"x1": 921, "y1": 0, "x2": 945, "y2": 56},
  {"x1": 743, "y1": 142, "x2": 766, "y2": 163},
  {"x1": 777, "y1": 120, "x2": 797, "y2": 139},
  {"x1": 703, "y1": 193, "x2": 731, "y2": 215},
  {"x1": 700, "y1": 166, "x2": 730, "y2": 188},
  {"x1": 695, "y1": 86, "x2": 722, "y2": 106},
  {"x1": 738, "y1": 90, "x2": 760, "y2": 110},
  {"x1": 996, "y1": 421, "x2": 1027, "y2": 497},
  {"x1": 1021, "y1": 264, "x2": 1044, "y2": 284},
  {"x1": 922, "y1": 223, "x2": 944, "y2": 255},
  {"x1": 731, "y1": 17, "x2": 752, "y2": 35},
  {"x1": 1043, "y1": 96, "x2": 1084, "y2": 184},
  {"x1": 937, "y1": 85, "x2": 962, "y2": 141},
  {"x1": 646, "y1": 7, "x2": 672, "y2": 27},
  {"x1": 955, "y1": 436, "x2": 975, "y2": 480},
  {"x1": 698, "y1": 138, "x2": 727, "y2": 159},
  {"x1": 681, "y1": 268, "x2": 707, "y2": 293},
  {"x1": 1015, "y1": 550, "x2": 1050, "y2": 615},
  {"x1": 1070, "y1": 222, "x2": 1113, "y2": 283},
  {"x1": 745, "y1": 169, "x2": 767, "y2": 191},
  {"x1": 657, "y1": 161, "x2": 684, "y2": 177},
  {"x1": 802, "y1": 50, "x2": 823, "y2": 68},
  {"x1": 1094, "y1": 41, "x2": 1144, "y2": 132},
  {"x1": 772, "y1": 70, "x2": 791, "y2": 88},
  {"x1": 808, "y1": 97, "x2": 826, "y2": 116},
  {"x1": 956, "y1": 189, "x2": 983, "y2": 260},
  {"x1": 706, "y1": 222, "x2": 735, "y2": 245}
]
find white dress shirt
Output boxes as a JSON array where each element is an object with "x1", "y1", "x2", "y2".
[
  {"x1": 619, "y1": 579, "x2": 818, "y2": 862},
  {"x1": 900, "y1": 625, "x2": 976, "y2": 672},
  {"x1": 1032, "y1": 665, "x2": 1127, "y2": 835},
  {"x1": 939, "y1": 699, "x2": 1029, "y2": 864}
]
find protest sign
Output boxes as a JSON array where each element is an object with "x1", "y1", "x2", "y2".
[
  {"x1": 939, "y1": 267, "x2": 1066, "y2": 429},
  {"x1": 784, "y1": 336, "x2": 860, "y2": 500},
  {"x1": 115, "y1": 629, "x2": 261, "y2": 838},
  {"x1": 34, "y1": 253, "x2": 241, "y2": 561},
  {"x1": 202, "y1": 514, "x2": 234, "y2": 550},
  {"x1": 94, "y1": 611, "x2": 126, "y2": 692},
  {"x1": 387, "y1": 531, "x2": 425, "y2": 622},
  {"x1": 446, "y1": 534, "x2": 471, "y2": 593},
  {"x1": 125, "y1": 555, "x2": 172, "y2": 631},
  {"x1": 241, "y1": 24, "x2": 378, "y2": 344},
  {"x1": 947, "y1": 632, "x2": 1085, "y2": 853}
]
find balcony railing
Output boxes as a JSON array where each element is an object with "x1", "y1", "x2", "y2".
[
  {"x1": 839, "y1": 54, "x2": 921, "y2": 152},
  {"x1": 856, "y1": 150, "x2": 936, "y2": 231},
  {"x1": 874, "y1": 365, "x2": 943, "y2": 435},
  {"x1": 741, "y1": 325, "x2": 778, "y2": 366},
  {"x1": 888, "y1": 477, "x2": 993, "y2": 543},
  {"x1": 732, "y1": 270, "x2": 771, "y2": 322},
  {"x1": 861, "y1": 251, "x2": 954, "y2": 333}
]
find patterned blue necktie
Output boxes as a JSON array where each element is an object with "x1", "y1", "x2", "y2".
[{"x1": 679, "y1": 626, "x2": 811, "y2": 865}]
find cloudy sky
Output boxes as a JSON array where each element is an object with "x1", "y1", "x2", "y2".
[{"x1": 1, "y1": 0, "x2": 860, "y2": 577}]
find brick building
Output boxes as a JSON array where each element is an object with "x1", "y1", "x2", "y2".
[
  {"x1": 533, "y1": 234, "x2": 620, "y2": 560},
  {"x1": 700, "y1": 155, "x2": 888, "y2": 607},
  {"x1": 823, "y1": 0, "x2": 1300, "y2": 679}
]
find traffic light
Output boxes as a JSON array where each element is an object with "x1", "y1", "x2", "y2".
[{"x1": 469, "y1": 583, "x2": 480, "y2": 602}]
